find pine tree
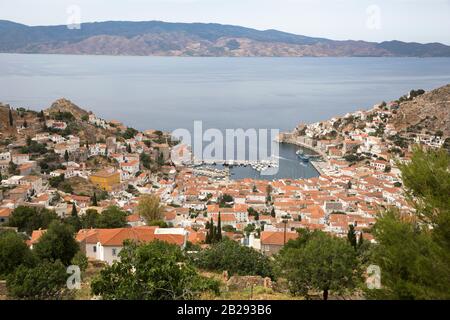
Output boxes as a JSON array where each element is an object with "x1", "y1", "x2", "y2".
[
  {"x1": 71, "y1": 203, "x2": 78, "y2": 217},
  {"x1": 347, "y1": 224, "x2": 357, "y2": 249},
  {"x1": 8, "y1": 108, "x2": 13, "y2": 127},
  {"x1": 92, "y1": 192, "x2": 98, "y2": 206}
]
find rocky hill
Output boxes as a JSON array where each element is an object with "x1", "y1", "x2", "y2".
[
  {"x1": 391, "y1": 85, "x2": 450, "y2": 137},
  {"x1": 45, "y1": 98, "x2": 89, "y2": 120},
  {"x1": 1, "y1": 20, "x2": 449, "y2": 57}
]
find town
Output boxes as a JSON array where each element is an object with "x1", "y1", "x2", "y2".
[{"x1": 0, "y1": 86, "x2": 449, "y2": 299}]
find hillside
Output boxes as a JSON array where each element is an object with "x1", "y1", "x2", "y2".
[
  {"x1": 391, "y1": 85, "x2": 450, "y2": 137},
  {"x1": 1, "y1": 20, "x2": 450, "y2": 57}
]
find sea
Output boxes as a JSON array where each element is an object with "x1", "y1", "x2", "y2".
[{"x1": 1, "y1": 54, "x2": 450, "y2": 180}]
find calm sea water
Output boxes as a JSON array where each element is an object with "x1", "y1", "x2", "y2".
[{"x1": 1, "y1": 54, "x2": 450, "y2": 180}]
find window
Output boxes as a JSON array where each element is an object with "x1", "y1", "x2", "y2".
[
  {"x1": 93, "y1": 245, "x2": 97, "y2": 253},
  {"x1": 112, "y1": 248, "x2": 117, "y2": 256}
]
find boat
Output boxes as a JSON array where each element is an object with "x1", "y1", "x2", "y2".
[{"x1": 296, "y1": 149, "x2": 310, "y2": 162}]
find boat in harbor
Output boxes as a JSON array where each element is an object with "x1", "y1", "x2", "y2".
[{"x1": 296, "y1": 149, "x2": 310, "y2": 162}]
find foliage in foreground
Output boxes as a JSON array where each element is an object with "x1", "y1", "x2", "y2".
[
  {"x1": 193, "y1": 238, "x2": 274, "y2": 279},
  {"x1": 277, "y1": 229, "x2": 360, "y2": 300},
  {"x1": 6, "y1": 260, "x2": 70, "y2": 300},
  {"x1": 91, "y1": 241, "x2": 220, "y2": 300},
  {"x1": 0, "y1": 231, "x2": 36, "y2": 279},
  {"x1": 367, "y1": 147, "x2": 450, "y2": 299}
]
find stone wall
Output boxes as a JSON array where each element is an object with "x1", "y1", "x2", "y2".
[{"x1": 0, "y1": 281, "x2": 8, "y2": 299}]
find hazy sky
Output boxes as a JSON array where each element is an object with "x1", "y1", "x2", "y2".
[{"x1": 1, "y1": 0, "x2": 449, "y2": 44}]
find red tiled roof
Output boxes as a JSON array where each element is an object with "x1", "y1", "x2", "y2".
[{"x1": 260, "y1": 231, "x2": 298, "y2": 246}]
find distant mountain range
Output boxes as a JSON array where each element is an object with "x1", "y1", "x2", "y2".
[{"x1": 1, "y1": 20, "x2": 450, "y2": 57}]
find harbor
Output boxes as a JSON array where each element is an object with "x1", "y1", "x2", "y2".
[{"x1": 190, "y1": 143, "x2": 322, "y2": 181}]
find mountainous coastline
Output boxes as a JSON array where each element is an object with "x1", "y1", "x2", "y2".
[{"x1": 1, "y1": 20, "x2": 450, "y2": 57}]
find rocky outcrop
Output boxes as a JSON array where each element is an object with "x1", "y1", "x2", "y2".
[{"x1": 391, "y1": 84, "x2": 450, "y2": 137}]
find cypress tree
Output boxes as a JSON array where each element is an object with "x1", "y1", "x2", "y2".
[
  {"x1": 358, "y1": 232, "x2": 364, "y2": 248},
  {"x1": 92, "y1": 192, "x2": 98, "y2": 206},
  {"x1": 216, "y1": 212, "x2": 222, "y2": 242},
  {"x1": 271, "y1": 207, "x2": 276, "y2": 218},
  {"x1": 347, "y1": 224, "x2": 357, "y2": 249},
  {"x1": 64, "y1": 150, "x2": 69, "y2": 162},
  {"x1": 71, "y1": 203, "x2": 78, "y2": 217},
  {"x1": 8, "y1": 108, "x2": 13, "y2": 126}
]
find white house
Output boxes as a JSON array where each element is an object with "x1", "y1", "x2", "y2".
[{"x1": 76, "y1": 226, "x2": 187, "y2": 265}]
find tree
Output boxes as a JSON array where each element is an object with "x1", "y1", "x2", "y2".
[
  {"x1": 397, "y1": 147, "x2": 450, "y2": 247},
  {"x1": 81, "y1": 209, "x2": 100, "y2": 229},
  {"x1": 137, "y1": 194, "x2": 163, "y2": 224},
  {"x1": 65, "y1": 203, "x2": 81, "y2": 232},
  {"x1": 8, "y1": 107, "x2": 13, "y2": 126},
  {"x1": 64, "y1": 150, "x2": 69, "y2": 162},
  {"x1": 34, "y1": 221, "x2": 79, "y2": 266},
  {"x1": 8, "y1": 206, "x2": 59, "y2": 235},
  {"x1": 96, "y1": 206, "x2": 127, "y2": 229},
  {"x1": 0, "y1": 231, "x2": 35, "y2": 278},
  {"x1": 71, "y1": 203, "x2": 78, "y2": 217},
  {"x1": 218, "y1": 194, "x2": 234, "y2": 208},
  {"x1": 147, "y1": 219, "x2": 169, "y2": 228},
  {"x1": 6, "y1": 260, "x2": 69, "y2": 300},
  {"x1": 71, "y1": 251, "x2": 88, "y2": 272},
  {"x1": 244, "y1": 223, "x2": 256, "y2": 236},
  {"x1": 8, "y1": 161, "x2": 18, "y2": 175},
  {"x1": 367, "y1": 147, "x2": 450, "y2": 300},
  {"x1": 278, "y1": 230, "x2": 359, "y2": 300},
  {"x1": 194, "y1": 239, "x2": 274, "y2": 279},
  {"x1": 92, "y1": 192, "x2": 98, "y2": 206},
  {"x1": 271, "y1": 207, "x2": 276, "y2": 218},
  {"x1": 369, "y1": 209, "x2": 450, "y2": 299},
  {"x1": 347, "y1": 224, "x2": 357, "y2": 249},
  {"x1": 91, "y1": 241, "x2": 219, "y2": 300},
  {"x1": 216, "y1": 212, "x2": 222, "y2": 242}
]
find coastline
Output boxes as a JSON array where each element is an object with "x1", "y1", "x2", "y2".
[{"x1": 276, "y1": 135, "x2": 330, "y2": 176}]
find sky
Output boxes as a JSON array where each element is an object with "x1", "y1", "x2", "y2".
[{"x1": 1, "y1": 0, "x2": 449, "y2": 44}]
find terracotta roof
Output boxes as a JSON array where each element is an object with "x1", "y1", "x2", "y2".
[
  {"x1": 260, "y1": 231, "x2": 298, "y2": 246},
  {"x1": 0, "y1": 208, "x2": 12, "y2": 217},
  {"x1": 76, "y1": 226, "x2": 185, "y2": 247},
  {"x1": 30, "y1": 229, "x2": 47, "y2": 245}
]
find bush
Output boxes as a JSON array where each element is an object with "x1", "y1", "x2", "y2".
[
  {"x1": 193, "y1": 239, "x2": 274, "y2": 279},
  {"x1": 0, "y1": 231, "x2": 36, "y2": 278},
  {"x1": 91, "y1": 241, "x2": 219, "y2": 300},
  {"x1": 7, "y1": 260, "x2": 70, "y2": 300},
  {"x1": 8, "y1": 206, "x2": 59, "y2": 235},
  {"x1": 71, "y1": 251, "x2": 88, "y2": 272}
]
